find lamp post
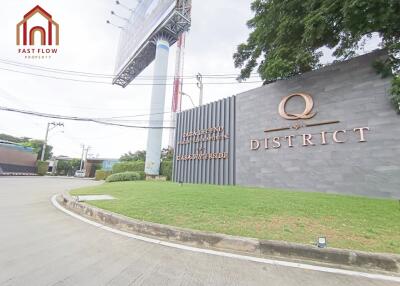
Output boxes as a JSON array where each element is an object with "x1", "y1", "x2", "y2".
[{"x1": 181, "y1": 91, "x2": 196, "y2": 107}]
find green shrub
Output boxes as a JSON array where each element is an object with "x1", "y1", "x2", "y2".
[
  {"x1": 390, "y1": 75, "x2": 400, "y2": 113},
  {"x1": 160, "y1": 160, "x2": 173, "y2": 181},
  {"x1": 112, "y1": 161, "x2": 145, "y2": 174},
  {"x1": 36, "y1": 161, "x2": 49, "y2": 176},
  {"x1": 106, "y1": 171, "x2": 141, "y2": 183},
  {"x1": 138, "y1": 171, "x2": 146, "y2": 180},
  {"x1": 95, "y1": 170, "x2": 112, "y2": 181}
]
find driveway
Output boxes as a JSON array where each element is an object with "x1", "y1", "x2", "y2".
[{"x1": 0, "y1": 177, "x2": 398, "y2": 286}]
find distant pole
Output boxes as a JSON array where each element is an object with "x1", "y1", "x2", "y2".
[
  {"x1": 145, "y1": 37, "x2": 170, "y2": 176},
  {"x1": 79, "y1": 144, "x2": 85, "y2": 171},
  {"x1": 196, "y1": 73, "x2": 203, "y2": 106},
  {"x1": 85, "y1": 146, "x2": 91, "y2": 160}
]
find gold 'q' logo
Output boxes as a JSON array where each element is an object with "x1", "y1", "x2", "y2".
[{"x1": 278, "y1": 93, "x2": 316, "y2": 120}]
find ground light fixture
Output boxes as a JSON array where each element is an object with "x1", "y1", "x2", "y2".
[{"x1": 317, "y1": 236, "x2": 327, "y2": 248}]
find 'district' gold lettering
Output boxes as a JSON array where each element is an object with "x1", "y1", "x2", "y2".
[
  {"x1": 302, "y1": 134, "x2": 315, "y2": 146},
  {"x1": 354, "y1": 127, "x2": 369, "y2": 142},
  {"x1": 250, "y1": 140, "x2": 260, "y2": 150}
]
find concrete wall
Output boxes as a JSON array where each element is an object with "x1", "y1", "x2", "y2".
[
  {"x1": 0, "y1": 144, "x2": 37, "y2": 174},
  {"x1": 236, "y1": 51, "x2": 400, "y2": 199},
  {"x1": 0, "y1": 145, "x2": 37, "y2": 166},
  {"x1": 173, "y1": 96, "x2": 236, "y2": 184}
]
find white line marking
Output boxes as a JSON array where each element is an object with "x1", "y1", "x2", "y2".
[{"x1": 51, "y1": 195, "x2": 400, "y2": 283}]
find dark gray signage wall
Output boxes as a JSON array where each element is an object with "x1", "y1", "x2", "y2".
[
  {"x1": 173, "y1": 96, "x2": 236, "y2": 184},
  {"x1": 235, "y1": 51, "x2": 400, "y2": 199}
]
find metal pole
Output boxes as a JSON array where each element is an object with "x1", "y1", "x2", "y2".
[
  {"x1": 85, "y1": 146, "x2": 91, "y2": 160},
  {"x1": 41, "y1": 123, "x2": 50, "y2": 161},
  {"x1": 145, "y1": 37, "x2": 170, "y2": 176},
  {"x1": 82, "y1": 146, "x2": 90, "y2": 177},
  {"x1": 79, "y1": 144, "x2": 85, "y2": 171},
  {"x1": 196, "y1": 73, "x2": 203, "y2": 106}
]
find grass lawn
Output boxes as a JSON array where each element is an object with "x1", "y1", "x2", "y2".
[{"x1": 70, "y1": 181, "x2": 400, "y2": 254}]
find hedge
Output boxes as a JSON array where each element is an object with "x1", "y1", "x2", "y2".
[
  {"x1": 138, "y1": 171, "x2": 146, "y2": 180},
  {"x1": 111, "y1": 160, "x2": 171, "y2": 180},
  {"x1": 36, "y1": 161, "x2": 49, "y2": 176},
  {"x1": 112, "y1": 161, "x2": 145, "y2": 174},
  {"x1": 106, "y1": 171, "x2": 141, "y2": 183},
  {"x1": 95, "y1": 170, "x2": 112, "y2": 181},
  {"x1": 160, "y1": 160, "x2": 173, "y2": 181}
]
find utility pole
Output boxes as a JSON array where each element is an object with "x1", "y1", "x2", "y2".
[
  {"x1": 85, "y1": 146, "x2": 91, "y2": 160},
  {"x1": 196, "y1": 73, "x2": 203, "y2": 106},
  {"x1": 41, "y1": 122, "x2": 64, "y2": 161},
  {"x1": 79, "y1": 146, "x2": 91, "y2": 177},
  {"x1": 79, "y1": 144, "x2": 85, "y2": 171}
]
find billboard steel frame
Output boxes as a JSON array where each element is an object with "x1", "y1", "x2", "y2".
[{"x1": 112, "y1": 0, "x2": 191, "y2": 88}]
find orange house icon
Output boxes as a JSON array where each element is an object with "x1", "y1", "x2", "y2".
[{"x1": 16, "y1": 5, "x2": 59, "y2": 46}]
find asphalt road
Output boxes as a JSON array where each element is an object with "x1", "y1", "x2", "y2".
[{"x1": 0, "y1": 177, "x2": 398, "y2": 286}]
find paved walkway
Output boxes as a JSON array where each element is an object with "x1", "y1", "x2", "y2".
[{"x1": 0, "y1": 177, "x2": 398, "y2": 286}]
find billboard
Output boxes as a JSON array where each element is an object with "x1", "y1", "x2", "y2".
[{"x1": 113, "y1": 0, "x2": 191, "y2": 87}]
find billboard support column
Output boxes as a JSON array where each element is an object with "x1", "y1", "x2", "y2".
[{"x1": 145, "y1": 37, "x2": 170, "y2": 176}]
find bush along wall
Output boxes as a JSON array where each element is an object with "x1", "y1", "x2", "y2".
[
  {"x1": 160, "y1": 160, "x2": 173, "y2": 181},
  {"x1": 106, "y1": 171, "x2": 141, "y2": 183},
  {"x1": 95, "y1": 170, "x2": 112, "y2": 181},
  {"x1": 111, "y1": 159, "x2": 171, "y2": 180},
  {"x1": 112, "y1": 161, "x2": 145, "y2": 174},
  {"x1": 36, "y1": 161, "x2": 49, "y2": 176}
]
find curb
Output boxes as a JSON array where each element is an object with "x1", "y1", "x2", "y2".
[
  {"x1": 58, "y1": 193, "x2": 400, "y2": 274},
  {"x1": 0, "y1": 173, "x2": 37, "y2": 176}
]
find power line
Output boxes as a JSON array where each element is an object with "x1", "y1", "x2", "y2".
[
  {"x1": 94, "y1": 111, "x2": 172, "y2": 120},
  {"x1": 0, "y1": 57, "x2": 260, "y2": 80},
  {"x1": 0, "y1": 89, "x2": 174, "y2": 119},
  {"x1": 0, "y1": 90, "x2": 173, "y2": 112},
  {"x1": 0, "y1": 67, "x2": 111, "y2": 84},
  {"x1": 0, "y1": 66, "x2": 264, "y2": 85},
  {"x1": 0, "y1": 106, "x2": 174, "y2": 129}
]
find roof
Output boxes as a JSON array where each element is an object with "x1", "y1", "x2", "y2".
[{"x1": 0, "y1": 140, "x2": 34, "y2": 153}]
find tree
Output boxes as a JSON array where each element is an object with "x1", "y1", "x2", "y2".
[
  {"x1": 161, "y1": 148, "x2": 173, "y2": 161},
  {"x1": 56, "y1": 159, "x2": 81, "y2": 176},
  {"x1": 120, "y1": 150, "x2": 146, "y2": 162},
  {"x1": 22, "y1": 140, "x2": 53, "y2": 160},
  {"x1": 0, "y1": 133, "x2": 30, "y2": 143},
  {"x1": 0, "y1": 133, "x2": 53, "y2": 160},
  {"x1": 120, "y1": 148, "x2": 173, "y2": 162},
  {"x1": 234, "y1": 0, "x2": 400, "y2": 111}
]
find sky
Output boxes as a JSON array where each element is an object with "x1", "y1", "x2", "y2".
[{"x1": 0, "y1": 0, "x2": 379, "y2": 159}]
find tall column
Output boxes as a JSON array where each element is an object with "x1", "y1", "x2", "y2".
[{"x1": 145, "y1": 38, "x2": 170, "y2": 175}]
